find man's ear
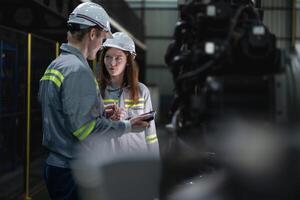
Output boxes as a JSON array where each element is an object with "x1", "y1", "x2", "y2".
[{"x1": 89, "y1": 28, "x2": 97, "y2": 40}]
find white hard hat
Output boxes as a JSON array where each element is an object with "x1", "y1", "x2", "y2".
[
  {"x1": 68, "y1": 2, "x2": 112, "y2": 37},
  {"x1": 103, "y1": 32, "x2": 136, "y2": 55}
]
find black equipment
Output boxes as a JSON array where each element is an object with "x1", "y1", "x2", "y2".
[{"x1": 162, "y1": 0, "x2": 300, "y2": 199}]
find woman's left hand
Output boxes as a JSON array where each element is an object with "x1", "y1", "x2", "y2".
[{"x1": 106, "y1": 104, "x2": 126, "y2": 120}]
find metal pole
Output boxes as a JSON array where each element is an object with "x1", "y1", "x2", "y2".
[
  {"x1": 25, "y1": 33, "x2": 32, "y2": 200},
  {"x1": 56, "y1": 42, "x2": 60, "y2": 57}
]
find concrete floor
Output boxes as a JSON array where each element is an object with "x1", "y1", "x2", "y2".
[{"x1": 0, "y1": 157, "x2": 50, "y2": 200}]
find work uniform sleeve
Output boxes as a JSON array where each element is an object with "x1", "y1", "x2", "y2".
[
  {"x1": 143, "y1": 87, "x2": 160, "y2": 156},
  {"x1": 62, "y1": 69, "x2": 127, "y2": 141}
]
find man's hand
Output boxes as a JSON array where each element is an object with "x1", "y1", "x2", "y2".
[{"x1": 130, "y1": 115, "x2": 150, "y2": 132}]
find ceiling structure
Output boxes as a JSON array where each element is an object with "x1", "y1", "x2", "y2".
[
  {"x1": 0, "y1": 0, "x2": 78, "y2": 41},
  {"x1": 0, "y1": 0, "x2": 146, "y2": 46}
]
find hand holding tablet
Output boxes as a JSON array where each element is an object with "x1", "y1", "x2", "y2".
[
  {"x1": 127, "y1": 111, "x2": 156, "y2": 122},
  {"x1": 139, "y1": 111, "x2": 156, "y2": 122}
]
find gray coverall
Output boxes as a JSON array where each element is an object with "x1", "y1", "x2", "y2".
[{"x1": 38, "y1": 43, "x2": 131, "y2": 168}]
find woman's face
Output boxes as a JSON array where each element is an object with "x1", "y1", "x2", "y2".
[{"x1": 104, "y1": 48, "x2": 128, "y2": 78}]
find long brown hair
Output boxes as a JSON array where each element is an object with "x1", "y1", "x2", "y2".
[{"x1": 98, "y1": 47, "x2": 140, "y2": 103}]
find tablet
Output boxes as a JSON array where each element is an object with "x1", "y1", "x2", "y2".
[
  {"x1": 126, "y1": 111, "x2": 156, "y2": 121},
  {"x1": 139, "y1": 111, "x2": 156, "y2": 122}
]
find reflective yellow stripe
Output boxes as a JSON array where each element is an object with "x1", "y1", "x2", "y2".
[
  {"x1": 147, "y1": 138, "x2": 158, "y2": 144},
  {"x1": 41, "y1": 75, "x2": 62, "y2": 88},
  {"x1": 45, "y1": 69, "x2": 64, "y2": 83},
  {"x1": 124, "y1": 98, "x2": 145, "y2": 102},
  {"x1": 94, "y1": 78, "x2": 99, "y2": 90},
  {"x1": 125, "y1": 103, "x2": 144, "y2": 108},
  {"x1": 146, "y1": 134, "x2": 157, "y2": 140},
  {"x1": 103, "y1": 99, "x2": 119, "y2": 103},
  {"x1": 73, "y1": 120, "x2": 96, "y2": 141},
  {"x1": 146, "y1": 134, "x2": 158, "y2": 144},
  {"x1": 40, "y1": 69, "x2": 64, "y2": 88}
]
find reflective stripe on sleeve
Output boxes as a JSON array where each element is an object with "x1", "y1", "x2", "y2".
[
  {"x1": 45, "y1": 69, "x2": 64, "y2": 82},
  {"x1": 40, "y1": 69, "x2": 64, "y2": 88},
  {"x1": 146, "y1": 134, "x2": 158, "y2": 144},
  {"x1": 103, "y1": 99, "x2": 119, "y2": 103},
  {"x1": 73, "y1": 120, "x2": 96, "y2": 141},
  {"x1": 40, "y1": 75, "x2": 62, "y2": 88}
]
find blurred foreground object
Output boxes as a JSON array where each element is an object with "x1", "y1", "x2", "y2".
[
  {"x1": 168, "y1": 120, "x2": 300, "y2": 200},
  {"x1": 162, "y1": 0, "x2": 300, "y2": 198},
  {"x1": 72, "y1": 134, "x2": 161, "y2": 200}
]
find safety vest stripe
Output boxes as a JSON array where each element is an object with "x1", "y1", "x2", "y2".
[
  {"x1": 94, "y1": 78, "x2": 99, "y2": 90},
  {"x1": 45, "y1": 69, "x2": 64, "y2": 83},
  {"x1": 73, "y1": 120, "x2": 96, "y2": 141},
  {"x1": 124, "y1": 98, "x2": 145, "y2": 102},
  {"x1": 146, "y1": 134, "x2": 157, "y2": 144},
  {"x1": 147, "y1": 137, "x2": 158, "y2": 144},
  {"x1": 103, "y1": 99, "x2": 119, "y2": 103},
  {"x1": 103, "y1": 98, "x2": 144, "y2": 104},
  {"x1": 40, "y1": 75, "x2": 62, "y2": 88},
  {"x1": 125, "y1": 103, "x2": 144, "y2": 108},
  {"x1": 146, "y1": 134, "x2": 157, "y2": 140}
]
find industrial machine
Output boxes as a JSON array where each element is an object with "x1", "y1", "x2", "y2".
[{"x1": 162, "y1": 0, "x2": 300, "y2": 199}]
